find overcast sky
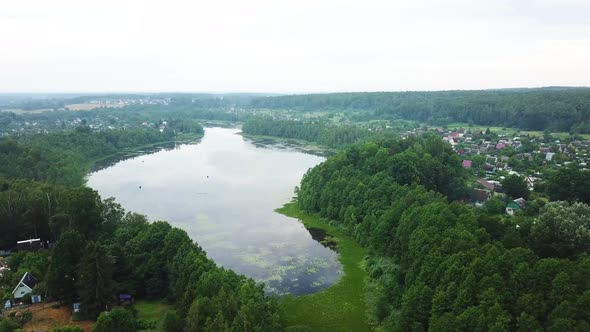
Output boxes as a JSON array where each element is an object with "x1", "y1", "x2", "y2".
[{"x1": 1, "y1": 0, "x2": 589, "y2": 93}]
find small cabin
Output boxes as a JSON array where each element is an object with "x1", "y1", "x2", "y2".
[
  {"x1": 506, "y1": 198, "x2": 526, "y2": 216},
  {"x1": 12, "y1": 272, "x2": 38, "y2": 299},
  {"x1": 16, "y1": 239, "x2": 42, "y2": 251}
]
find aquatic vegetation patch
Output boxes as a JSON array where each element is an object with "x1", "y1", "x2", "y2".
[{"x1": 276, "y1": 202, "x2": 371, "y2": 331}]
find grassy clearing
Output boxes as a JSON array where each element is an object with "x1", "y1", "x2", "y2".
[
  {"x1": 276, "y1": 202, "x2": 371, "y2": 332},
  {"x1": 135, "y1": 300, "x2": 174, "y2": 331}
]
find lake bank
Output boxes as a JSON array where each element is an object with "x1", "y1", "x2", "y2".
[
  {"x1": 276, "y1": 202, "x2": 371, "y2": 331},
  {"x1": 86, "y1": 132, "x2": 203, "y2": 173},
  {"x1": 240, "y1": 132, "x2": 337, "y2": 157}
]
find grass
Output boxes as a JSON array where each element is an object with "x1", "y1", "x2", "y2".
[
  {"x1": 276, "y1": 202, "x2": 372, "y2": 332},
  {"x1": 135, "y1": 300, "x2": 174, "y2": 331}
]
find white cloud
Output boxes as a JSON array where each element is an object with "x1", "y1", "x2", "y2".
[{"x1": 0, "y1": 0, "x2": 589, "y2": 92}]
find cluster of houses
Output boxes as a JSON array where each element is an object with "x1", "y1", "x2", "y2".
[
  {"x1": 84, "y1": 97, "x2": 171, "y2": 107},
  {"x1": 0, "y1": 115, "x2": 130, "y2": 137},
  {"x1": 425, "y1": 127, "x2": 590, "y2": 215}
]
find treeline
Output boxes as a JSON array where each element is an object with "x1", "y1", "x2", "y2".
[
  {"x1": 297, "y1": 136, "x2": 590, "y2": 330},
  {"x1": 0, "y1": 104, "x2": 236, "y2": 134},
  {"x1": 121, "y1": 104, "x2": 244, "y2": 122},
  {"x1": 0, "y1": 126, "x2": 280, "y2": 331},
  {"x1": 0, "y1": 126, "x2": 179, "y2": 186},
  {"x1": 250, "y1": 88, "x2": 590, "y2": 133},
  {"x1": 242, "y1": 117, "x2": 376, "y2": 149}
]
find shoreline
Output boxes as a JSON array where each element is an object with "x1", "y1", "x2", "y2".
[{"x1": 276, "y1": 202, "x2": 371, "y2": 331}]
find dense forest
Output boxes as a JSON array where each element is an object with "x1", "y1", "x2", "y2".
[
  {"x1": 250, "y1": 88, "x2": 590, "y2": 133},
  {"x1": 0, "y1": 127, "x2": 180, "y2": 187},
  {"x1": 296, "y1": 136, "x2": 590, "y2": 331},
  {"x1": 242, "y1": 117, "x2": 376, "y2": 149},
  {"x1": 0, "y1": 125, "x2": 280, "y2": 331}
]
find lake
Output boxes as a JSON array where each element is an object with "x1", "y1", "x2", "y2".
[{"x1": 87, "y1": 127, "x2": 342, "y2": 295}]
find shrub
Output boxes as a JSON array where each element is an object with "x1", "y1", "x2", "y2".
[
  {"x1": 162, "y1": 311, "x2": 183, "y2": 332},
  {"x1": 93, "y1": 307, "x2": 137, "y2": 332},
  {"x1": 0, "y1": 319, "x2": 20, "y2": 332}
]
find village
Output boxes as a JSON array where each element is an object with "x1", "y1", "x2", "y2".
[{"x1": 427, "y1": 126, "x2": 590, "y2": 215}]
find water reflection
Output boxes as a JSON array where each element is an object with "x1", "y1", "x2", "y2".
[{"x1": 87, "y1": 127, "x2": 342, "y2": 295}]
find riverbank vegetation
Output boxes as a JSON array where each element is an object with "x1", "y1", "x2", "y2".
[
  {"x1": 294, "y1": 134, "x2": 590, "y2": 330},
  {"x1": 242, "y1": 117, "x2": 374, "y2": 149},
  {"x1": 277, "y1": 203, "x2": 370, "y2": 331}
]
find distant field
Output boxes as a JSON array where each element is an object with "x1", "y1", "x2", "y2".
[
  {"x1": 0, "y1": 108, "x2": 55, "y2": 114},
  {"x1": 66, "y1": 103, "x2": 125, "y2": 111},
  {"x1": 433, "y1": 122, "x2": 590, "y2": 140}
]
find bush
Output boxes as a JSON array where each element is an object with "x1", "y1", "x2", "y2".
[
  {"x1": 93, "y1": 307, "x2": 137, "y2": 332},
  {"x1": 0, "y1": 319, "x2": 20, "y2": 332},
  {"x1": 162, "y1": 311, "x2": 183, "y2": 332},
  {"x1": 136, "y1": 318, "x2": 156, "y2": 330}
]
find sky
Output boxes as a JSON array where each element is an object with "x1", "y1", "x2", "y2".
[{"x1": 1, "y1": 0, "x2": 590, "y2": 93}]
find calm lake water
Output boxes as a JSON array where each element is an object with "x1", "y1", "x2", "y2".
[{"x1": 87, "y1": 127, "x2": 342, "y2": 295}]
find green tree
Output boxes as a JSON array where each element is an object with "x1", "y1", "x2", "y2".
[
  {"x1": 502, "y1": 174, "x2": 529, "y2": 200},
  {"x1": 78, "y1": 242, "x2": 114, "y2": 317},
  {"x1": 185, "y1": 299, "x2": 202, "y2": 332},
  {"x1": 48, "y1": 230, "x2": 85, "y2": 302},
  {"x1": 530, "y1": 202, "x2": 590, "y2": 258}
]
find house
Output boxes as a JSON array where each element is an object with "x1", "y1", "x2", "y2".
[
  {"x1": 496, "y1": 143, "x2": 506, "y2": 150},
  {"x1": 462, "y1": 160, "x2": 473, "y2": 168},
  {"x1": 12, "y1": 272, "x2": 38, "y2": 299},
  {"x1": 16, "y1": 238, "x2": 42, "y2": 251},
  {"x1": 471, "y1": 189, "x2": 491, "y2": 205},
  {"x1": 506, "y1": 198, "x2": 526, "y2": 216},
  {"x1": 478, "y1": 178, "x2": 497, "y2": 191},
  {"x1": 545, "y1": 152, "x2": 555, "y2": 161},
  {"x1": 483, "y1": 164, "x2": 496, "y2": 174}
]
